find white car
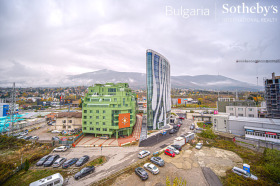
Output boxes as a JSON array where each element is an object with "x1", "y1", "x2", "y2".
[
  {"x1": 138, "y1": 150, "x2": 150, "y2": 159},
  {"x1": 167, "y1": 146, "x2": 179, "y2": 155},
  {"x1": 144, "y1": 163, "x2": 159, "y2": 174},
  {"x1": 53, "y1": 146, "x2": 67, "y2": 152},
  {"x1": 52, "y1": 130, "x2": 61, "y2": 133},
  {"x1": 195, "y1": 143, "x2": 203, "y2": 150}
]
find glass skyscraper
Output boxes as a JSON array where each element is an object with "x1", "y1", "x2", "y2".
[{"x1": 146, "y1": 49, "x2": 171, "y2": 130}]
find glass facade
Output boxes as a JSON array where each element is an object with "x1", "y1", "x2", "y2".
[{"x1": 146, "y1": 49, "x2": 171, "y2": 130}]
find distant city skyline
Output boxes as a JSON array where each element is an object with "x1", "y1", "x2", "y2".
[{"x1": 0, "y1": 0, "x2": 279, "y2": 87}]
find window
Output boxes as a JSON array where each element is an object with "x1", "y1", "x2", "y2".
[
  {"x1": 68, "y1": 126, "x2": 71, "y2": 128},
  {"x1": 96, "y1": 116, "x2": 99, "y2": 119},
  {"x1": 238, "y1": 108, "x2": 243, "y2": 111},
  {"x1": 90, "y1": 110, "x2": 92, "y2": 113},
  {"x1": 69, "y1": 120, "x2": 72, "y2": 123},
  {"x1": 230, "y1": 113, "x2": 234, "y2": 116},
  {"x1": 103, "y1": 122, "x2": 105, "y2": 125},
  {"x1": 96, "y1": 128, "x2": 100, "y2": 131},
  {"x1": 229, "y1": 108, "x2": 233, "y2": 111},
  {"x1": 63, "y1": 126, "x2": 66, "y2": 129},
  {"x1": 83, "y1": 121, "x2": 87, "y2": 124},
  {"x1": 248, "y1": 108, "x2": 253, "y2": 111},
  {"x1": 103, "y1": 110, "x2": 106, "y2": 113},
  {"x1": 96, "y1": 110, "x2": 99, "y2": 113},
  {"x1": 238, "y1": 114, "x2": 243, "y2": 117},
  {"x1": 84, "y1": 110, "x2": 87, "y2": 113},
  {"x1": 47, "y1": 183, "x2": 53, "y2": 186},
  {"x1": 84, "y1": 116, "x2": 87, "y2": 119},
  {"x1": 90, "y1": 127, "x2": 94, "y2": 130},
  {"x1": 103, "y1": 116, "x2": 105, "y2": 119},
  {"x1": 54, "y1": 180, "x2": 60, "y2": 184},
  {"x1": 248, "y1": 114, "x2": 254, "y2": 117},
  {"x1": 90, "y1": 116, "x2": 92, "y2": 119},
  {"x1": 83, "y1": 127, "x2": 87, "y2": 130},
  {"x1": 114, "y1": 98, "x2": 117, "y2": 102},
  {"x1": 108, "y1": 88, "x2": 116, "y2": 92},
  {"x1": 63, "y1": 120, "x2": 66, "y2": 123},
  {"x1": 90, "y1": 122, "x2": 92, "y2": 124},
  {"x1": 103, "y1": 128, "x2": 107, "y2": 131},
  {"x1": 96, "y1": 122, "x2": 99, "y2": 125}
]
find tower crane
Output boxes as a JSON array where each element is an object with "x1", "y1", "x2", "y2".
[{"x1": 236, "y1": 59, "x2": 280, "y2": 86}]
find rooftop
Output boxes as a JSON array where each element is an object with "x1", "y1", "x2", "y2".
[
  {"x1": 56, "y1": 112, "x2": 82, "y2": 118},
  {"x1": 229, "y1": 116, "x2": 280, "y2": 125}
]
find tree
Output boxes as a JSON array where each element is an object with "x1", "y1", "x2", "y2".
[{"x1": 24, "y1": 159, "x2": 29, "y2": 171}]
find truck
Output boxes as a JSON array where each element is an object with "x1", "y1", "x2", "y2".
[
  {"x1": 174, "y1": 137, "x2": 185, "y2": 146},
  {"x1": 30, "y1": 173, "x2": 64, "y2": 186}
]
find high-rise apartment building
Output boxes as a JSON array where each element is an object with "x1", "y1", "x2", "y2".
[
  {"x1": 265, "y1": 73, "x2": 280, "y2": 119},
  {"x1": 146, "y1": 49, "x2": 171, "y2": 130},
  {"x1": 82, "y1": 83, "x2": 136, "y2": 138}
]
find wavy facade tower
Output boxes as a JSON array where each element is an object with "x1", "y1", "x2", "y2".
[{"x1": 146, "y1": 49, "x2": 171, "y2": 130}]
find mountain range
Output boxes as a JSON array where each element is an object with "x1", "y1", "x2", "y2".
[{"x1": 65, "y1": 69, "x2": 262, "y2": 91}]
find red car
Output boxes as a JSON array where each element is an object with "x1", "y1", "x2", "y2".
[
  {"x1": 177, "y1": 124, "x2": 181, "y2": 127},
  {"x1": 165, "y1": 149, "x2": 175, "y2": 157},
  {"x1": 179, "y1": 117, "x2": 184, "y2": 120}
]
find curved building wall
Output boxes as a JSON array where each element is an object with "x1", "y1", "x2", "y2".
[{"x1": 146, "y1": 49, "x2": 171, "y2": 130}]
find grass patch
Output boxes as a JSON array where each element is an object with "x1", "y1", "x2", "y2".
[
  {"x1": 197, "y1": 122, "x2": 212, "y2": 129},
  {"x1": 87, "y1": 156, "x2": 106, "y2": 167}
]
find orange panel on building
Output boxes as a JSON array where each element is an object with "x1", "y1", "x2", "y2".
[
  {"x1": 178, "y1": 99, "x2": 181, "y2": 104},
  {"x1": 118, "y1": 113, "x2": 131, "y2": 129}
]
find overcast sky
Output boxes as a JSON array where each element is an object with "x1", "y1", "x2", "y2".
[{"x1": 0, "y1": 0, "x2": 279, "y2": 87}]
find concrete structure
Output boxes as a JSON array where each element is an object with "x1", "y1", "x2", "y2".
[
  {"x1": 82, "y1": 83, "x2": 136, "y2": 138},
  {"x1": 54, "y1": 112, "x2": 82, "y2": 131},
  {"x1": 217, "y1": 99, "x2": 256, "y2": 113},
  {"x1": 226, "y1": 106, "x2": 259, "y2": 118},
  {"x1": 171, "y1": 98, "x2": 197, "y2": 106},
  {"x1": 146, "y1": 49, "x2": 171, "y2": 130},
  {"x1": 212, "y1": 114, "x2": 280, "y2": 143},
  {"x1": 265, "y1": 73, "x2": 280, "y2": 119}
]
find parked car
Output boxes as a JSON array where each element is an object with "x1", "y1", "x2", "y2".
[
  {"x1": 76, "y1": 155, "x2": 90, "y2": 167},
  {"x1": 173, "y1": 125, "x2": 179, "y2": 130},
  {"x1": 195, "y1": 143, "x2": 203, "y2": 150},
  {"x1": 164, "y1": 149, "x2": 175, "y2": 157},
  {"x1": 99, "y1": 135, "x2": 109, "y2": 140},
  {"x1": 232, "y1": 167, "x2": 258, "y2": 180},
  {"x1": 53, "y1": 157, "x2": 67, "y2": 168},
  {"x1": 169, "y1": 129, "x2": 177, "y2": 134},
  {"x1": 190, "y1": 125, "x2": 195, "y2": 130},
  {"x1": 30, "y1": 136, "x2": 39, "y2": 140},
  {"x1": 74, "y1": 166, "x2": 95, "y2": 180},
  {"x1": 179, "y1": 117, "x2": 184, "y2": 120},
  {"x1": 167, "y1": 146, "x2": 180, "y2": 155},
  {"x1": 17, "y1": 136, "x2": 24, "y2": 139},
  {"x1": 138, "y1": 150, "x2": 150, "y2": 159},
  {"x1": 60, "y1": 137, "x2": 67, "y2": 141},
  {"x1": 36, "y1": 155, "x2": 53, "y2": 166},
  {"x1": 53, "y1": 146, "x2": 68, "y2": 152},
  {"x1": 144, "y1": 163, "x2": 159, "y2": 175},
  {"x1": 52, "y1": 130, "x2": 61, "y2": 133},
  {"x1": 150, "y1": 156, "x2": 165, "y2": 167},
  {"x1": 52, "y1": 136, "x2": 60, "y2": 141},
  {"x1": 44, "y1": 155, "x2": 60, "y2": 167},
  {"x1": 196, "y1": 127, "x2": 203, "y2": 131},
  {"x1": 171, "y1": 145, "x2": 182, "y2": 151},
  {"x1": 135, "y1": 167, "x2": 149, "y2": 181},
  {"x1": 62, "y1": 158, "x2": 79, "y2": 169},
  {"x1": 23, "y1": 136, "x2": 32, "y2": 140},
  {"x1": 19, "y1": 131, "x2": 28, "y2": 136}
]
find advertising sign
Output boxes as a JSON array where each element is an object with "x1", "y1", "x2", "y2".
[
  {"x1": 178, "y1": 99, "x2": 181, "y2": 104},
  {"x1": 118, "y1": 113, "x2": 130, "y2": 129},
  {"x1": 265, "y1": 132, "x2": 277, "y2": 135},
  {"x1": 214, "y1": 110, "x2": 218, "y2": 115}
]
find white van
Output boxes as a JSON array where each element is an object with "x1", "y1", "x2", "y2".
[
  {"x1": 232, "y1": 167, "x2": 258, "y2": 180},
  {"x1": 29, "y1": 173, "x2": 64, "y2": 186}
]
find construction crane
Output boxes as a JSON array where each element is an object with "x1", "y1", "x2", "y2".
[
  {"x1": 236, "y1": 59, "x2": 280, "y2": 86},
  {"x1": 236, "y1": 59, "x2": 280, "y2": 63}
]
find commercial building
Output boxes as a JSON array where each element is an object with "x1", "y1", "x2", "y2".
[
  {"x1": 212, "y1": 114, "x2": 280, "y2": 143},
  {"x1": 146, "y1": 49, "x2": 171, "y2": 130},
  {"x1": 82, "y1": 83, "x2": 136, "y2": 138},
  {"x1": 226, "y1": 106, "x2": 259, "y2": 118},
  {"x1": 265, "y1": 73, "x2": 280, "y2": 119},
  {"x1": 217, "y1": 98, "x2": 256, "y2": 113},
  {"x1": 0, "y1": 103, "x2": 9, "y2": 117},
  {"x1": 54, "y1": 112, "x2": 82, "y2": 131}
]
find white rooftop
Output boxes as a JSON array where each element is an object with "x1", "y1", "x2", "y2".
[{"x1": 229, "y1": 116, "x2": 280, "y2": 125}]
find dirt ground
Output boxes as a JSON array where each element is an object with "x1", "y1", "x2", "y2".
[{"x1": 112, "y1": 144, "x2": 243, "y2": 186}]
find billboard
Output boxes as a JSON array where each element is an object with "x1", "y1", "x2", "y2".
[
  {"x1": 178, "y1": 99, "x2": 181, "y2": 104},
  {"x1": 118, "y1": 113, "x2": 130, "y2": 129}
]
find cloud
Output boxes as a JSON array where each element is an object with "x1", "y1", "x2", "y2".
[{"x1": 0, "y1": 0, "x2": 279, "y2": 87}]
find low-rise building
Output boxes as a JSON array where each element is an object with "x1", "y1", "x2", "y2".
[
  {"x1": 54, "y1": 112, "x2": 82, "y2": 131},
  {"x1": 226, "y1": 106, "x2": 259, "y2": 118}
]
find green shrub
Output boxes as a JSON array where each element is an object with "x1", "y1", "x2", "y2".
[
  {"x1": 24, "y1": 159, "x2": 29, "y2": 171},
  {"x1": 198, "y1": 129, "x2": 217, "y2": 139}
]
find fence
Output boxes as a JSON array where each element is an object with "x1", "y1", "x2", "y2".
[{"x1": 59, "y1": 132, "x2": 84, "y2": 146}]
